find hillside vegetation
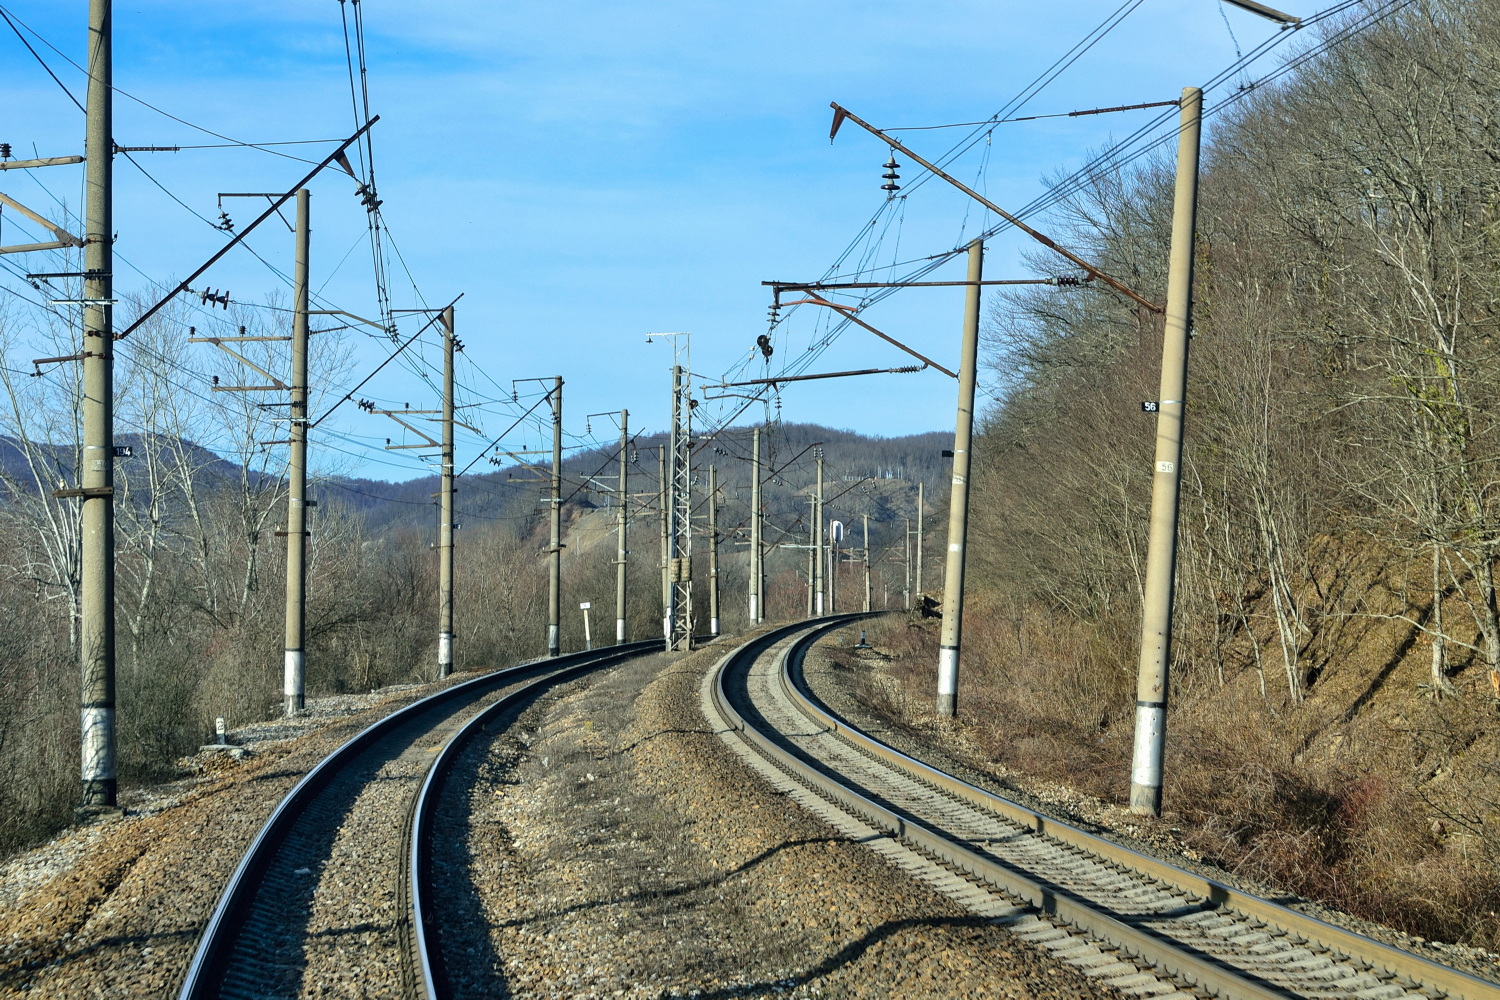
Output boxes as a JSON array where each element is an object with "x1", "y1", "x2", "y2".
[
  {"x1": 951, "y1": 0, "x2": 1500, "y2": 947},
  {"x1": 0, "y1": 308, "x2": 946, "y2": 859}
]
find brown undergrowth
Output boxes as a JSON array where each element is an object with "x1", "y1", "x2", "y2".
[{"x1": 856, "y1": 593, "x2": 1500, "y2": 951}]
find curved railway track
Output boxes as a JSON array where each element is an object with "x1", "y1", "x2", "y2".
[
  {"x1": 705, "y1": 616, "x2": 1500, "y2": 1000},
  {"x1": 178, "y1": 640, "x2": 662, "y2": 1000}
]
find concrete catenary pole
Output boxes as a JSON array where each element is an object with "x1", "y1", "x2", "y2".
[
  {"x1": 936, "y1": 237, "x2": 984, "y2": 718},
  {"x1": 806, "y1": 498, "x2": 815, "y2": 617},
  {"x1": 1129, "y1": 87, "x2": 1203, "y2": 817},
  {"x1": 750, "y1": 426, "x2": 763, "y2": 624},
  {"x1": 80, "y1": 0, "x2": 116, "y2": 808},
  {"x1": 814, "y1": 453, "x2": 825, "y2": 615},
  {"x1": 915, "y1": 482, "x2": 925, "y2": 598},
  {"x1": 863, "y1": 512, "x2": 872, "y2": 613},
  {"x1": 903, "y1": 516, "x2": 912, "y2": 611},
  {"x1": 708, "y1": 464, "x2": 720, "y2": 636},
  {"x1": 615, "y1": 410, "x2": 628, "y2": 644},
  {"x1": 437, "y1": 305, "x2": 456, "y2": 678},
  {"x1": 282, "y1": 189, "x2": 311, "y2": 715},
  {"x1": 547, "y1": 376, "x2": 563, "y2": 657},
  {"x1": 829, "y1": 520, "x2": 838, "y2": 614}
]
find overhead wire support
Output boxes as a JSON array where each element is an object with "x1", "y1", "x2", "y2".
[
  {"x1": 764, "y1": 278, "x2": 1070, "y2": 290},
  {"x1": 828, "y1": 102, "x2": 1162, "y2": 314},
  {"x1": 117, "y1": 117, "x2": 380, "y2": 341},
  {"x1": 786, "y1": 292, "x2": 957, "y2": 378},
  {"x1": 710, "y1": 366, "x2": 923, "y2": 389},
  {"x1": 309, "y1": 292, "x2": 459, "y2": 429}
]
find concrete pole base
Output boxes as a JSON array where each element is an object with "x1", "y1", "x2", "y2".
[
  {"x1": 1129, "y1": 783, "x2": 1162, "y2": 816},
  {"x1": 78, "y1": 779, "x2": 117, "y2": 810},
  {"x1": 283, "y1": 695, "x2": 304, "y2": 717},
  {"x1": 935, "y1": 693, "x2": 956, "y2": 718}
]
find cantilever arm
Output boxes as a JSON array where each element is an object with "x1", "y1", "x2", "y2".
[
  {"x1": 830, "y1": 102, "x2": 1163, "y2": 314},
  {"x1": 789, "y1": 292, "x2": 957, "y2": 378}
]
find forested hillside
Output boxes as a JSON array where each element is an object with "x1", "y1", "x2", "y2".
[
  {"x1": 0, "y1": 337, "x2": 947, "y2": 855},
  {"x1": 958, "y1": 0, "x2": 1500, "y2": 946}
]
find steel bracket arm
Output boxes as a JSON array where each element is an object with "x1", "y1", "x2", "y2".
[
  {"x1": 828, "y1": 102, "x2": 1164, "y2": 314},
  {"x1": 117, "y1": 117, "x2": 381, "y2": 341}
]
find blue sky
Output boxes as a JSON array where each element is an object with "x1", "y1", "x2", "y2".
[{"x1": 0, "y1": 1, "x2": 1300, "y2": 480}]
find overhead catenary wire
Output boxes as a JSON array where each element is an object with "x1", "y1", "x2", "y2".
[{"x1": 707, "y1": 0, "x2": 1412, "y2": 444}]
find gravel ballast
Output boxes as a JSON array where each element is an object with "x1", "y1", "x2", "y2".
[
  {"x1": 0, "y1": 674, "x2": 507, "y2": 999},
  {"x1": 799, "y1": 621, "x2": 1500, "y2": 987},
  {"x1": 451, "y1": 636, "x2": 1116, "y2": 999}
]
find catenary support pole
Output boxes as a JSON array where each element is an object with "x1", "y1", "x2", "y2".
[
  {"x1": 547, "y1": 376, "x2": 563, "y2": 656},
  {"x1": 936, "y1": 237, "x2": 983, "y2": 718},
  {"x1": 829, "y1": 521, "x2": 837, "y2": 614},
  {"x1": 283, "y1": 189, "x2": 311, "y2": 715},
  {"x1": 903, "y1": 516, "x2": 913, "y2": 610},
  {"x1": 659, "y1": 446, "x2": 670, "y2": 643},
  {"x1": 806, "y1": 499, "x2": 815, "y2": 617},
  {"x1": 916, "y1": 482, "x2": 924, "y2": 598},
  {"x1": 863, "y1": 512, "x2": 871, "y2": 613},
  {"x1": 708, "y1": 464, "x2": 720, "y2": 636},
  {"x1": 750, "y1": 426, "x2": 763, "y2": 624},
  {"x1": 615, "y1": 410, "x2": 628, "y2": 644},
  {"x1": 1130, "y1": 87, "x2": 1203, "y2": 817},
  {"x1": 814, "y1": 454, "x2": 825, "y2": 615},
  {"x1": 667, "y1": 364, "x2": 693, "y2": 651},
  {"x1": 80, "y1": 0, "x2": 115, "y2": 809},
  {"x1": 437, "y1": 305, "x2": 456, "y2": 678}
]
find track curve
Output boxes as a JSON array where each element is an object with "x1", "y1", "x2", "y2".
[
  {"x1": 704, "y1": 616, "x2": 1500, "y2": 1000},
  {"x1": 178, "y1": 640, "x2": 662, "y2": 1000}
]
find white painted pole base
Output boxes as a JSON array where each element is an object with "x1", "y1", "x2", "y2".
[
  {"x1": 80, "y1": 705, "x2": 115, "y2": 802},
  {"x1": 616, "y1": 618, "x2": 626, "y2": 644},
  {"x1": 748, "y1": 594, "x2": 758, "y2": 624},
  {"x1": 710, "y1": 617, "x2": 719, "y2": 636},
  {"x1": 283, "y1": 649, "x2": 305, "y2": 716},
  {"x1": 438, "y1": 631, "x2": 453, "y2": 679},
  {"x1": 936, "y1": 645, "x2": 959, "y2": 718},
  {"x1": 1129, "y1": 702, "x2": 1166, "y2": 815},
  {"x1": 547, "y1": 624, "x2": 560, "y2": 658},
  {"x1": 814, "y1": 593, "x2": 824, "y2": 616}
]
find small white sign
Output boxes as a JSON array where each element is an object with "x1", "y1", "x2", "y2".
[
  {"x1": 1156, "y1": 461, "x2": 1175, "y2": 474},
  {"x1": 579, "y1": 601, "x2": 592, "y2": 610}
]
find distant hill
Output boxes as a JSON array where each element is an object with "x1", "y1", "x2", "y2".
[{"x1": 319, "y1": 422, "x2": 954, "y2": 540}]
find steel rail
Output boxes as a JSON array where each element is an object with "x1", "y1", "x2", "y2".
[
  {"x1": 707, "y1": 617, "x2": 1500, "y2": 1000},
  {"x1": 178, "y1": 640, "x2": 662, "y2": 1000},
  {"x1": 407, "y1": 641, "x2": 662, "y2": 999},
  {"x1": 777, "y1": 627, "x2": 1500, "y2": 1000}
]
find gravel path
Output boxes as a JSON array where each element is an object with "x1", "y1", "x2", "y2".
[
  {"x1": 0, "y1": 671, "x2": 509, "y2": 1000},
  {"x1": 449, "y1": 633, "x2": 1117, "y2": 999}
]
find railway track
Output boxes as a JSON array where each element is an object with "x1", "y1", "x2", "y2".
[
  {"x1": 704, "y1": 616, "x2": 1500, "y2": 1000},
  {"x1": 178, "y1": 640, "x2": 662, "y2": 1000}
]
